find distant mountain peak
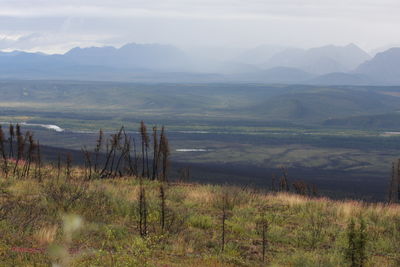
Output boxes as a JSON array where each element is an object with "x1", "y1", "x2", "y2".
[
  {"x1": 355, "y1": 47, "x2": 400, "y2": 83},
  {"x1": 345, "y1": 43, "x2": 358, "y2": 48},
  {"x1": 65, "y1": 45, "x2": 117, "y2": 55},
  {"x1": 262, "y1": 44, "x2": 370, "y2": 74}
]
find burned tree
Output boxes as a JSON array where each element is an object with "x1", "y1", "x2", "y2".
[
  {"x1": 220, "y1": 192, "x2": 228, "y2": 252},
  {"x1": 271, "y1": 174, "x2": 277, "y2": 192},
  {"x1": 13, "y1": 124, "x2": 24, "y2": 175},
  {"x1": 82, "y1": 146, "x2": 92, "y2": 180},
  {"x1": 113, "y1": 129, "x2": 130, "y2": 178},
  {"x1": 152, "y1": 126, "x2": 159, "y2": 180},
  {"x1": 8, "y1": 124, "x2": 14, "y2": 158},
  {"x1": 388, "y1": 159, "x2": 400, "y2": 203},
  {"x1": 139, "y1": 121, "x2": 150, "y2": 178},
  {"x1": 57, "y1": 153, "x2": 61, "y2": 181},
  {"x1": 279, "y1": 167, "x2": 290, "y2": 192},
  {"x1": 159, "y1": 182, "x2": 166, "y2": 233},
  {"x1": 159, "y1": 126, "x2": 170, "y2": 182},
  {"x1": 178, "y1": 167, "x2": 190, "y2": 183},
  {"x1": 35, "y1": 140, "x2": 42, "y2": 182},
  {"x1": 93, "y1": 129, "x2": 103, "y2": 174},
  {"x1": 292, "y1": 181, "x2": 308, "y2": 195},
  {"x1": 256, "y1": 213, "x2": 269, "y2": 262},
  {"x1": 21, "y1": 132, "x2": 36, "y2": 178},
  {"x1": 138, "y1": 178, "x2": 148, "y2": 237},
  {"x1": 66, "y1": 153, "x2": 72, "y2": 179},
  {"x1": 100, "y1": 128, "x2": 123, "y2": 178},
  {"x1": 0, "y1": 126, "x2": 8, "y2": 178},
  {"x1": 123, "y1": 130, "x2": 137, "y2": 177},
  {"x1": 110, "y1": 130, "x2": 122, "y2": 177}
]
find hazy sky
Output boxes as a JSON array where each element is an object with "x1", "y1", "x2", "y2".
[{"x1": 0, "y1": 0, "x2": 399, "y2": 53}]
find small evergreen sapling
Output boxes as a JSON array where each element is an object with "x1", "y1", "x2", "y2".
[{"x1": 346, "y1": 218, "x2": 367, "y2": 267}]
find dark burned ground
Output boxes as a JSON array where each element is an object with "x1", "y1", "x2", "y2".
[
  {"x1": 1, "y1": 125, "x2": 392, "y2": 202},
  {"x1": 173, "y1": 162, "x2": 390, "y2": 202},
  {"x1": 32, "y1": 142, "x2": 390, "y2": 202}
]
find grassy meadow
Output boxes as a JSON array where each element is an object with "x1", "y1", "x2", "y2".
[{"x1": 1, "y1": 163, "x2": 400, "y2": 267}]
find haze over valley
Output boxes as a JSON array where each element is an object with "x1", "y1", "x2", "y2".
[{"x1": 1, "y1": 42, "x2": 400, "y2": 85}]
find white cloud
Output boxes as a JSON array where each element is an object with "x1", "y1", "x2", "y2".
[
  {"x1": 0, "y1": 0, "x2": 399, "y2": 52},
  {"x1": 0, "y1": 1, "x2": 399, "y2": 21}
]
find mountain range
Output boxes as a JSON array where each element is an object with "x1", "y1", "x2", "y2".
[
  {"x1": 262, "y1": 44, "x2": 371, "y2": 74},
  {"x1": 0, "y1": 43, "x2": 399, "y2": 85}
]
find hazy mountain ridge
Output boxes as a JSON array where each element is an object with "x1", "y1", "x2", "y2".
[
  {"x1": 0, "y1": 43, "x2": 399, "y2": 85},
  {"x1": 262, "y1": 44, "x2": 371, "y2": 74},
  {"x1": 64, "y1": 43, "x2": 189, "y2": 71},
  {"x1": 355, "y1": 48, "x2": 400, "y2": 83}
]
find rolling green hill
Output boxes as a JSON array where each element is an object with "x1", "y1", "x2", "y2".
[
  {"x1": 1, "y1": 81, "x2": 400, "y2": 125},
  {"x1": 324, "y1": 113, "x2": 400, "y2": 130},
  {"x1": 248, "y1": 87, "x2": 400, "y2": 122}
]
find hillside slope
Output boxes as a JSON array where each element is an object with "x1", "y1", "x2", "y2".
[{"x1": 1, "y1": 165, "x2": 399, "y2": 267}]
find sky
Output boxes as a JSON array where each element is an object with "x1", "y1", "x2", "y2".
[{"x1": 0, "y1": 0, "x2": 399, "y2": 54}]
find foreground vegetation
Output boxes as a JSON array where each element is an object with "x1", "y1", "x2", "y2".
[{"x1": 1, "y1": 165, "x2": 400, "y2": 266}]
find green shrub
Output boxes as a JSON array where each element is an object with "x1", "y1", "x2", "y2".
[
  {"x1": 188, "y1": 214, "x2": 213, "y2": 230},
  {"x1": 345, "y1": 218, "x2": 367, "y2": 267}
]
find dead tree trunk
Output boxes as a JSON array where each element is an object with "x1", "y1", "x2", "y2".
[
  {"x1": 152, "y1": 126, "x2": 158, "y2": 180},
  {"x1": 36, "y1": 140, "x2": 42, "y2": 182},
  {"x1": 13, "y1": 125, "x2": 24, "y2": 176},
  {"x1": 261, "y1": 218, "x2": 268, "y2": 262},
  {"x1": 82, "y1": 147, "x2": 92, "y2": 180},
  {"x1": 57, "y1": 153, "x2": 61, "y2": 182},
  {"x1": 8, "y1": 124, "x2": 14, "y2": 158},
  {"x1": 221, "y1": 193, "x2": 227, "y2": 252},
  {"x1": 94, "y1": 129, "x2": 103, "y2": 174},
  {"x1": 0, "y1": 126, "x2": 8, "y2": 178},
  {"x1": 388, "y1": 159, "x2": 400, "y2": 203},
  {"x1": 160, "y1": 128, "x2": 170, "y2": 182},
  {"x1": 140, "y1": 121, "x2": 149, "y2": 178},
  {"x1": 138, "y1": 178, "x2": 148, "y2": 237},
  {"x1": 159, "y1": 183, "x2": 166, "y2": 233},
  {"x1": 66, "y1": 153, "x2": 72, "y2": 179}
]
